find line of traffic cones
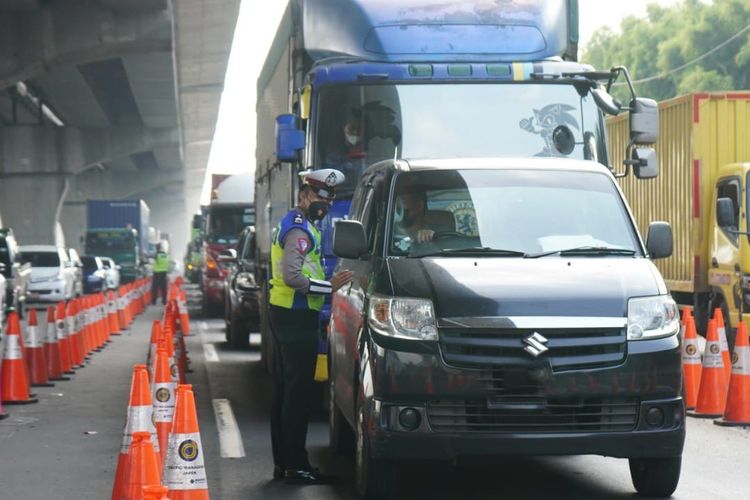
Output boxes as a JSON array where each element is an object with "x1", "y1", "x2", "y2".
[{"x1": 684, "y1": 307, "x2": 750, "y2": 425}]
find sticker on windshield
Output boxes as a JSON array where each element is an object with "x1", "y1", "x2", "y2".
[{"x1": 520, "y1": 103, "x2": 580, "y2": 157}]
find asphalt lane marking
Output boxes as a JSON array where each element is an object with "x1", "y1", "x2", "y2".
[
  {"x1": 203, "y1": 343, "x2": 219, "y2": 362},
  {"x1": 212, "y1": 398, "x2": 246, "y2": 458}
]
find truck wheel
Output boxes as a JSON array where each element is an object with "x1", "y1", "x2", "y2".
[
  {"x1": 355, "y1": 394, "x2": 395, "y2": 498},
  {"x1": 629, "y1": 456, "x2": 681, "y2": 497},
  {"x1": 228, "y1": 310, "x2": 249, "y2": 349},
  {"x1": 329, "y1": 379, "x2": 354, "y2": 455}
]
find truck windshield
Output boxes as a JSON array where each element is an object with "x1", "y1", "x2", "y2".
[
  {"x1": 21, "y1": 252, "x2": 60, "y2": 267},
  {"x1": 86, "y1": 232, "x2": 135, "y2": 253},
  {"x1": 206, "y1": 206, "x2": 255, "y2": 244},
  {"x1": 389, "y1": 169, "x2": 640, "y2": 257},
  {"x1": 316, "y1": 83, "x2": 604, "y2": 197}
]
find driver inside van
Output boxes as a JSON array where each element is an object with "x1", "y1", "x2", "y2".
[{"x1": 394, "y1": 189, "x2": 436, "y2": 245}]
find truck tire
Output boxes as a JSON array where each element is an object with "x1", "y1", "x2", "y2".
[
  {"x1": 227, "y1": 310, "x2": 249, "y2": 349},
  {"x1": 629, "y1": 456, "x2": 681, "y2": 498},
  {"x1": 355, "y1": 393, "x2": 395, "y2": 498},
  {"x1": 329, "y1": 378, "x2": 354, "y2": 455}
]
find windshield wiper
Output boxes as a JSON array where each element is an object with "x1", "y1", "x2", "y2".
[
  {"x1": 526, "y1": 246, "x2": 636, "y2": 258},
  {"x1": 410, "y1": 247, "x2": 527, "y2": 258}
]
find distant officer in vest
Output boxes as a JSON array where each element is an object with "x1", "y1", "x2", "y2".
[
  {"x1": 151, "y1": 244, "x2": 169, "y2": 305},
  {"x1": 269, "y1": 168, "x2": 353, "y2": 485}
]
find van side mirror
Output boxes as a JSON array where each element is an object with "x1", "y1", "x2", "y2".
[
  {"x1": 646, "y1": 221, "x2": 673, "y2": 259},
  {"x1": 333, "y1": 220, "x2": 368, "y2": 259},
  {"x1": 275, "y1": 114, "x2": 305, "y2": 162},
  {"x1": 632, "y1": 148, "x2": 658, "y2": 179},
  {"x1": 630, "y1": 98, "x2": 659, "y2": 145},
  {"x1": 717, "y1": 197, "x2": 736, "y2": 228},
  {"x1": 0, "y1": 262, "x2": 5, "y2": 274}
]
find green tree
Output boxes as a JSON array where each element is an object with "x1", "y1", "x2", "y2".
[{"x1": 582, "y1": 0, "x2": 750, "y2": 101}]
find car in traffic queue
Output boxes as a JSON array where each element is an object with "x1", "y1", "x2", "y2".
[
  {"x1": 222, "y1": 225, "x2": 261, "y2": 349},
  {"x1": 67, "y1": 248, "x2": 84, "y2": 297},
  {"x1": 20, "y1": 245, "x2": 76, "y2": 304},
  {"x1": 101, "y1": 257, "x2": 120, "y2": 290},
  {"x1": 328, "y1": 157, "x2": 684, "y2": 498},
  {"x1": 81, "y1": 256, "x2": 107, "y2": 294},
  {"x1": 0, "y1": 228, "x2": 31, "y2": 317}
]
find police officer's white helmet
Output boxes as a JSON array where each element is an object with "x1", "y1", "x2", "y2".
[{"x1": 298, "y1": 169, "x2": 345, "y2": 200}]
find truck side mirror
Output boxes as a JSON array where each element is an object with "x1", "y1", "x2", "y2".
[
  {"x1": 218, "y1": 248, "x2": 238, "y2": 263},
  {"x1": 275, "y1": 114, "x2": 305, "y2": 162},
  {"x1": 630, "y1": 98, "x2": 659, "y2": 145},
  {"x1": 646, "y1": 221, "x2": 673, "y2": 259},
  {"x1": 333, "y1": 220, "x2": 368, "y2": 259},
  {"x1": 632, "y1": 148, "x2": 658, "y2": 179},
  {"x1": 717, "y1": 197, "x2": 736, "y2": 228}
]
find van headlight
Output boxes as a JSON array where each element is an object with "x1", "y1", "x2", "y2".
[
  {"x1": 368, "y1": 295, "x2": 438, "y2": 341},
  {"x1": 627, "y1": 295, "x2": 679, "y2": 340}
]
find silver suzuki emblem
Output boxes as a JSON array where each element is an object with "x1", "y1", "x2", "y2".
[{"x1": 523, "y1": 332, "x2": 549, "y2": 357}]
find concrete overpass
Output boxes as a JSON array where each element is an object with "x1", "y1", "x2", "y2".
[{"x1": 0, "y1": 0, "x2": 241, "y2": 256}]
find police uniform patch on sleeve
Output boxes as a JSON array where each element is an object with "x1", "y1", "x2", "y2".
[
  {"x1": 297, "y1": 238, "x2": 309, "y2": 253},
  {"x1": 293, "y1": 213, "x2": 304, "y2": 224}
]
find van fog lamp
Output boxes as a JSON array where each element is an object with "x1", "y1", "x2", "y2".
[
  {"x1": 627, "y1": 296, "x2": 679, "y2": 340},
  {"x1": 368, "y1": 295, "x2": 438, "y2": 341}
]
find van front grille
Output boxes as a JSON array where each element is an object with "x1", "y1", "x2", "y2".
[{"x1": 427, "y1": 397, "x2": 638, "y2": 433}]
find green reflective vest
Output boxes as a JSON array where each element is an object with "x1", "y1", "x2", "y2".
[
  {"x1": 269, "y1": 210, "x2": 325, "y2": 311},
  {"x1": 154, "y1": 252, "x2": 169, "y2": 272}
]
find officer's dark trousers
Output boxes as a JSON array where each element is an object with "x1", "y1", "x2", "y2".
[
  {"x1": 151, "y1": 272, "x2": 167, "y2": 305},
  {"x1": 269, "y1": 305, "x2": 319, "y2": 471}
]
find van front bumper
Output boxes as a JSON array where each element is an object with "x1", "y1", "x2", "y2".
[{"x1": 367, "y1": 396, "x2": 684, "y2": 460}]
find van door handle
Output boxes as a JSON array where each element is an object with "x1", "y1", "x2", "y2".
[{"x1": 711, "y1": 258, "x2": 718, "y2": 268}]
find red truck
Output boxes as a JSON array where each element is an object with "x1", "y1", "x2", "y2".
[{"x1": 200, "y1": 174, "x2": 254, "y2": 316}]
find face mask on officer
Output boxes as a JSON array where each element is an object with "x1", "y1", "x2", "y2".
[{"x1": 305, "y1": 189, "x2": 331, "y2": 221}]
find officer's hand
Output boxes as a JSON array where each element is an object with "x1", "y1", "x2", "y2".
[
  {"x1": 331, "y1": 270, "x2": 355, "y2": 292},
  {"x1": 416, "y1": 229, "x2": 435, "y2": 243}
]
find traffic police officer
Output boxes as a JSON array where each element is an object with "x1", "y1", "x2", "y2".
[
  {"x1": 269, "y1": 168, "x2": 353, "y2": 484},
  {"x1": 151, "y1": 244, "x2": 169, "y2": 305}
]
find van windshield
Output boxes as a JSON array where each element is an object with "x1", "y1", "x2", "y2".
[
  {"x1": 316, "y1": 83, "x2": 604, "y2": 197},
  {"x1": 21, "y1": 251, "x2": 60, "y2": 267},
  {"x1": 389, "y1": 169, "x2": 641, "y2": 257}
]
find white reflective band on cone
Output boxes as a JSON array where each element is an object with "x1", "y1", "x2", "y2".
[
  {"x1": 56, "y1": 320, "x2": 67, "y2": 340},
  {"x1": 26, "y1": 325, "x2": 42, "y2": 348},
  {"x1": 682, "y1": 338, "x2": 701, "y2": 365},
  {"x1": 719, "y1": 327, "x2": 729, "y2": 351},
  {"x1": 120, "y1": 405, "x2": 160, "y2": 453},
  {"x1": 46, "y1": 323, "x2": 57, "y2": 343},
  {"x1": 703, "y1": 340, "x2": 724, "y2": 369},
  {"x1": 66, "y1": 317, "x2": 75, "y2": 336},
  {"x1": 170, "y1": 362, "x2": 179, "y2": 383},
  {"x1": 3, "y1": 334, "x2": 22, "y2": 360},
  {"x1": 152, "y1": 382, "x2": 176, "y2": 423},
  {"x1": 163, "y1": 432, "x2": 207, "y2": 490},
  {"x1": 732, "y1": 345, "x2": 750, "y2": 375},
  {"x1": 109, "y1": 300, "x2": 115, "y2": 313}
]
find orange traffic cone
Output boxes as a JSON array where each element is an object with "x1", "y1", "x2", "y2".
[
  {"x1": 118, "y1": 288, "x2": 128, "y2": 331},
  {"x1": 713, "y1": 308, "x2": 732, "y2": 381},
  {"x1": 715, "y1": 321, "x2": 750, "y2": 426},
  {"x1": 112, "y1": 365, "x2": 162, "y2": 500},
  {"x1": 152, "y1": 347, "x2": 176, "y2": 464},
  {"x1": 162, "y1": 384, "x2": 209, "y2": 499},
  {"x1": 25, "y1": 309, "x2": 53, "y2": 387},
  {"x1": 681, "y1": 314, "x2": 702, "y2": 410},
  {"x1": 148, "y1": 321, "x2": 163, "y2": 371},
  {"x1": 67, "y1": 300, "x2": 84, "y2": 368},
  {"x1": 143, "y1": 485, "x2": 170, "y2": 500},
  {"x1": 56, "y1": 302, "x2": 75, "y2": 374},
  {"x1": 688, "y1": 319, "x2": 729, "y2": 418},
  {"x1": 177, "y1": 291, "x2": 190, "y2": 335},
  {"x1": 160, "y1": 327, "x2": 180, "y2": 385},
  {"x1": 109, "y1": 290, "x2": 121, "y2": 336},
  {"x1": 1, "y1": 312, "x2": 38, "y2": 404},
  {"x1": 44, "y1": 306, "x2": 70, "y2": 381},
  {"x1": 123, "y1": 431, "x2": 162, "y2": 500},
  {"x1": 680, "y1": 307, "x2": 693, "y2": 339}
]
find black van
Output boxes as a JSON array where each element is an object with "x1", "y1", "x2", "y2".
[{"x1": 329, "y1": 158, "x2": 684, "y2": 498}]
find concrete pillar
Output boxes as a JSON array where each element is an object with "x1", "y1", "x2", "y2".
[{"x1": 0, "y1": 126, "x2": 68, "y2": 246}]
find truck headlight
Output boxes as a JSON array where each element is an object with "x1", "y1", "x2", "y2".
[
  {"x1": 236, "y1": 272, "x2": 257, "y2": 291},
  {"x1": 368, "y1": 295, "x2": 438, "y2": 341},
  {"x1": 627, "y1": 295, "x2": 679, "y2": 340}
]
